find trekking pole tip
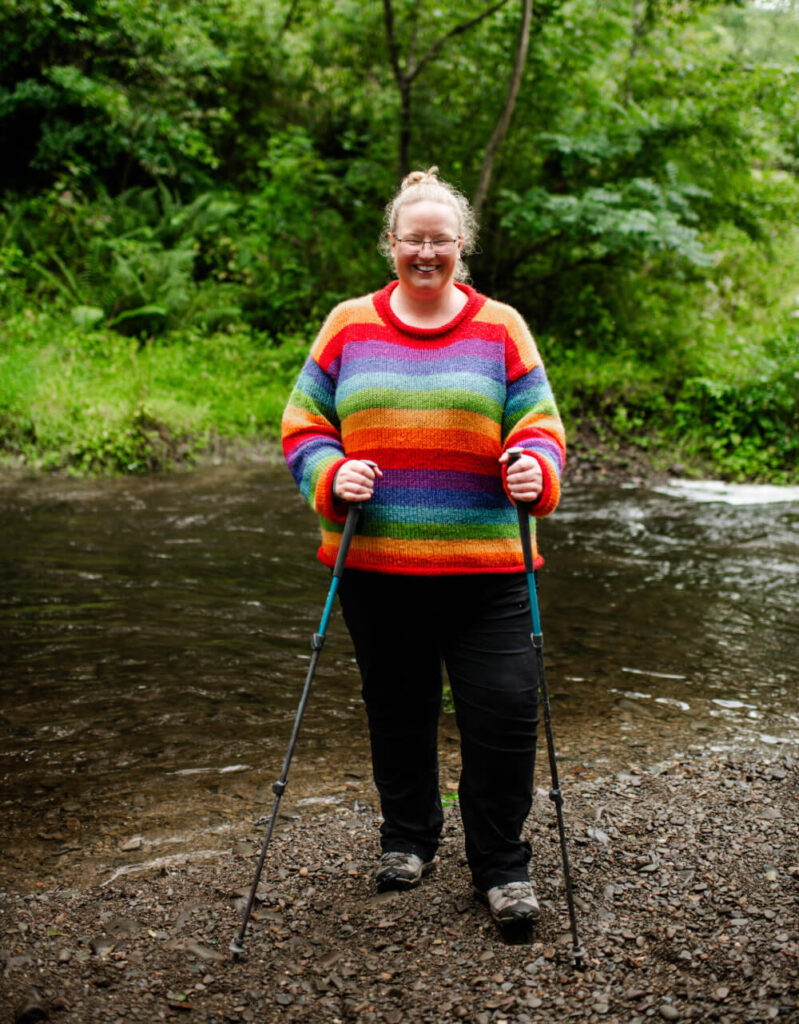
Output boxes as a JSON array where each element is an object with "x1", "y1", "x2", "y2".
[{"x1": 229, "y1": 939, "x2": 246, "y2": 957}]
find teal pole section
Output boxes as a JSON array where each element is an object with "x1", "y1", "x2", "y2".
[{"x1": 231, "y1": 502, "x2": 361, "y2": 956}]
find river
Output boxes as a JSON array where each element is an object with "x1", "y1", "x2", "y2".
[{"x1": 1, "y1": 464, "x2": 797, "y2": 890}]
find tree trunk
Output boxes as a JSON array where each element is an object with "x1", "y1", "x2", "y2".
[
  {"x1": 473, "y1": 0, "x2": 532, "y2": 222},
  {"x1": 398, "y1": 80, "x2": 412, "y2": 179}
]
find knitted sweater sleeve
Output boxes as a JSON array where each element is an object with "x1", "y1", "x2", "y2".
[
  {"x1": 281, "y1": 308, "x2": 349, "y2": 524},
  {"x1": 500, "y1": 305, "x2": 566, "y2": 518}
]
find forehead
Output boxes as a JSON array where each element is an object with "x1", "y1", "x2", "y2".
[{"x1": 395, "y1": 200, "x2": 460, "y2": 234}]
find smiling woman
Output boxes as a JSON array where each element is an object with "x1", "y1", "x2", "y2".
[{"x1": 280, "y1": 165, "x2": 566, "y2": 935}]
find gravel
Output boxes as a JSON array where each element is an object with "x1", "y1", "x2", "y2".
[{"x1": 2, "y1": 750, "x2": 797, "y2": 1023}]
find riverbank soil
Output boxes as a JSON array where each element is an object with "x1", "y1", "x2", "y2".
[{"x1": 2, "y1": 749, "x2": 796, "y2": 1023}]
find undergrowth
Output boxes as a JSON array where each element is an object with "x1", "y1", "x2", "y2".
[
  {"x1": 1, "y1": 308, "x2": 796, "y2": 482},
  {"x1": 548, "y1": 336, "x2": 799, "y2": 483},
  {"x1": 0, "y1": 311, "x2": 308, "y2": 474}
]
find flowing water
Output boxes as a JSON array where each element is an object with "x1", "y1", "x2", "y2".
[{"x1": 1, "y1": 463, "x2": 797, "y2": 890}]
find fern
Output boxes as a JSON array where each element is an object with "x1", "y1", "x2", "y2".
[{"x1": 5, "y1": 186, "x2": 243, "y2": 335}]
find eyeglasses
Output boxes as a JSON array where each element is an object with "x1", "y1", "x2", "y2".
[{"x1": 394, "y1": 236, "x2": 461, "y2": 254}]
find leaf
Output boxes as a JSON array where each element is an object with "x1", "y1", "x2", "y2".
[
  {"x1": 71, "y1": 305, "x2": 105, "y2": 329},
  {"x1": 108, "y1": 304, "x2": 167, "y2": 326}
]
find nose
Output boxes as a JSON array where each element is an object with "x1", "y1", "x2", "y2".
[{"x1": 418, "y1": 240, "x2": 436, "y2": 252}]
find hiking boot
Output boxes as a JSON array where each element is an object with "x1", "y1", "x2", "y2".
[
  {"x1": 375, "y1": 852, "x2": 436, "y2": 892},
  {"x1": 474, "y1": 880, "x2": 541, "y2": 925}
]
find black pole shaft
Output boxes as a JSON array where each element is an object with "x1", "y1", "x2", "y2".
[
  {"x1": 231, "y1": 503, "x2": 361, "y2": 955},
  {"x1": 530, "y1": 606, "x2": 584, "y2": 968}
]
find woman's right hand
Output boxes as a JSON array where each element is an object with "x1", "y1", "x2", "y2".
[{"x1": 333, "y1": 459, "x2": 383, "y2": 503}]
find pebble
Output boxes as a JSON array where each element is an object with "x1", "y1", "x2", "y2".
[
  {"x1": 180, "y1": 939, "x2": 224, "y2": 961},
  {"x1": 89, "y1": 936, "x2": 115, "y2": 956}
]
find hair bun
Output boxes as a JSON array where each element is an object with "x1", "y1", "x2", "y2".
[{"x1": 401, "y1": 166, "x2": 439, "y2": 190}]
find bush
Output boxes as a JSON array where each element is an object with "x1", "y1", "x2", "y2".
[{"x1": 672, "y1": 364, "x2": 799, "y2": 482}]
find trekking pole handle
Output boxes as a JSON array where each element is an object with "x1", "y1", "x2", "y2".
[
  {"x1": 506, "y1": 448, "x2": 535, "y2": 576},
  {"x1": 331, "y1": 459, "x2": 377, "y2": 578}
]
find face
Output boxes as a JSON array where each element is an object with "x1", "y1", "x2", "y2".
[{"x1": 390, "y1": 200, "x2": 463, "y2": 301}]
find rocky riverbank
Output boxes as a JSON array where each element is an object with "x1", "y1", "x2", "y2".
[{"x1": 2, "y1": 748, "x2": 796, "y2": 1024}]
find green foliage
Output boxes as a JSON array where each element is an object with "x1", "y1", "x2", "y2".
[
  {"x1": 671, "y1": 365, "x2": 799, "y2": 482},
  {"x1": 1, "y1": 0, "x2": 797, "y2": 482},
  {"x1": 241, "y1": 127, "x2": 389, "y2": 333},
  {"x1": 498, "y1": 175, "x2": 713, "y2": 269},
  {"x1": 548, "y1": 327, "x2": 799, "y2": 483},
  {"x1": 0, "y1": 311, "x2": 309, "y2": 474},
  {"x1": 0, "y1": 0, "x2": 231, "y2": 191},
  {"x1": 2, "y1": 185, "x2": 244, "y2": 333}
]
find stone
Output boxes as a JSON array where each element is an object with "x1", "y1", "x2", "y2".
[{"x1": 89, "y1": 936, "x2": 116, "y2": 957}]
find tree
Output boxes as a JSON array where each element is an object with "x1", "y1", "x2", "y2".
[{"x1": 382, "y1": 0, "x2": 511, "y2": 179}]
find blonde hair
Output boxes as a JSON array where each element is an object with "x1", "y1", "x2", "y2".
[{"x1": 379, "y1": 166, "x2": 478, "y2": 283}]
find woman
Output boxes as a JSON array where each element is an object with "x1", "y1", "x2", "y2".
[{"x1": 281, "y1": 168, "x2": 565, "y2": 929}]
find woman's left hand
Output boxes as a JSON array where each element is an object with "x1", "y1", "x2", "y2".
[{"x1": 499, "y1": 450, "x2": 543, "y2": 503}]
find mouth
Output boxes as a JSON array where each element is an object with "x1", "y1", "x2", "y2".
[{"x1": 412, "y1": 263, "x2": 440, "y2": 275}]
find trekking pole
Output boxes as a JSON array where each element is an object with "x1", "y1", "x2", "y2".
[
  {"x1": 507, "y1": 449, "x2": 585, "y2": 969},
  {"x1": 231, "y1": 501, "x2": 362, "y2": 956}
]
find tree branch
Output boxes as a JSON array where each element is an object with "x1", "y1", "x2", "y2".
[
  {"x1": 407, "y1": 0, "x2": 423, "y2": 77},
  {"x1": 473, "y1": 0, "x2": 532, "y2": 221},
  {"x1": 383, "y1": 0, "x2": 514, "y2": 178},
  {"x1": 276, "y1": 0, "x2": 303, "y2": 43},
  {"x1": 411, "y1": 0, "x2": 512, "y2": 83}
]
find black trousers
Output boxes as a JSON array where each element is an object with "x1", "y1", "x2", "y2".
[{"x1": 337, "y1": 570, "x2": 539, "y2": 891}]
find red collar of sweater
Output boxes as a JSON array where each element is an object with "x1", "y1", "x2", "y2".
[{"x1": 373, "y1": 280, "x2": 485, "y2": 339}]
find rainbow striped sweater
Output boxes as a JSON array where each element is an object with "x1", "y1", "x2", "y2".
[{"x1": 281, "y1": 281, "x2": 565, "y2": 575}]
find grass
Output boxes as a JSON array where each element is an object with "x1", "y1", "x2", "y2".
[
  {"x1": 0, "y1": 311, "x2": 308, "y2": 473},
  {"x1": 1, "y1": 301, "x2": 797, "y2": 482}
]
